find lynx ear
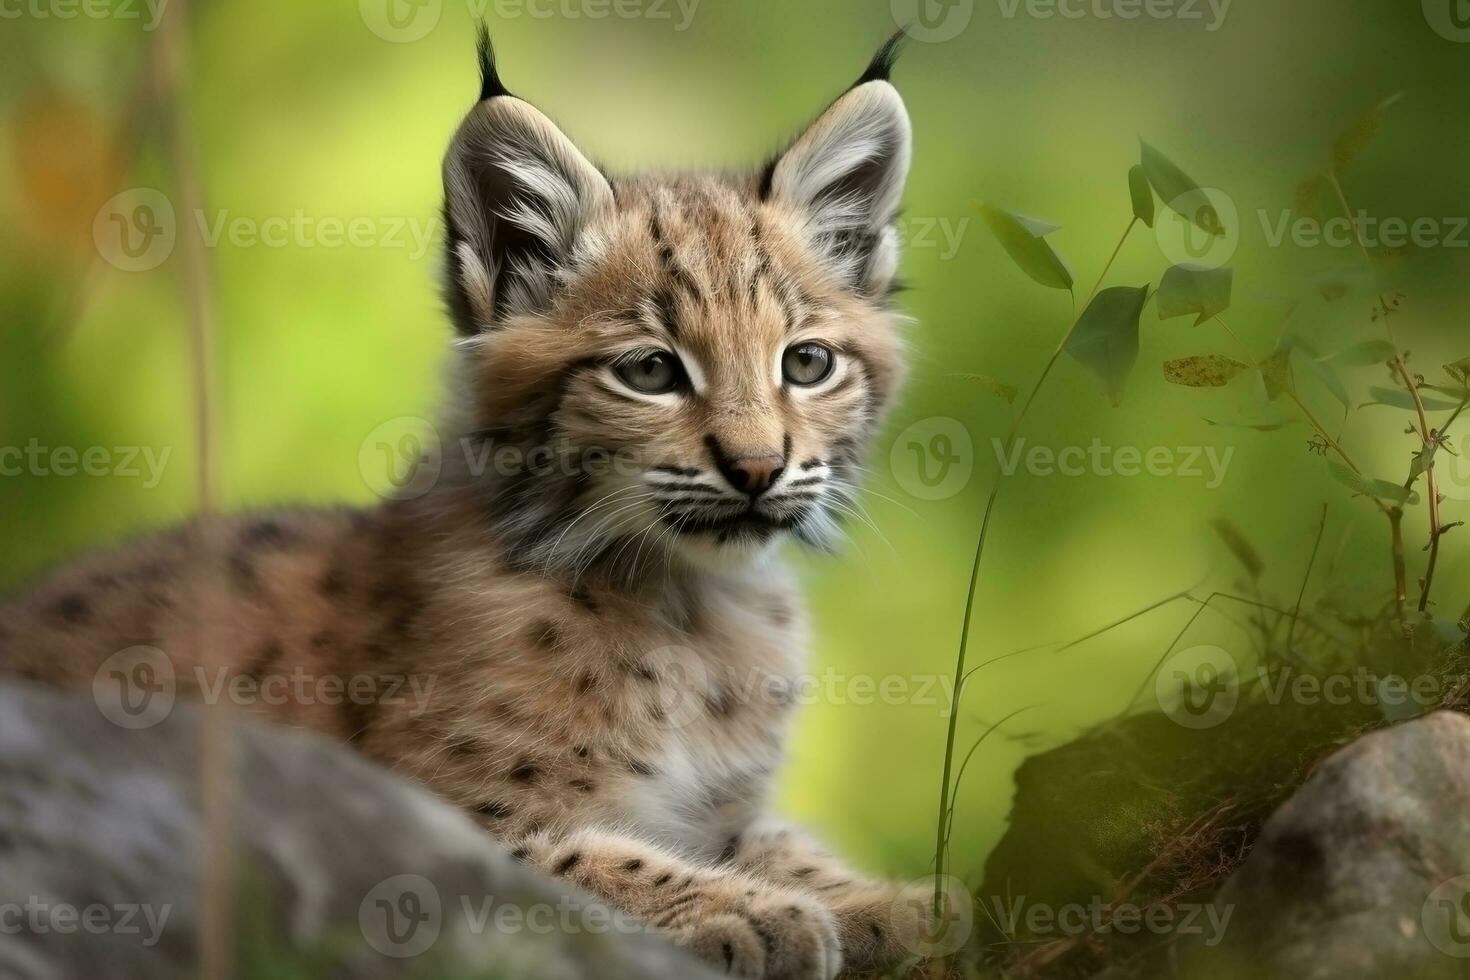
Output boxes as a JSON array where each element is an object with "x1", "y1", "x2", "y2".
[
  {"x1": 442, "y1": 28, "x2": 614, "y2": 334},
  {"x1": 764, "y1": 34, "x2": 912, "y2": 296}
]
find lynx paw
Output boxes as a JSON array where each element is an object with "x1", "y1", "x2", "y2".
[
  {"x1": 671, "y1": 891, "x2": 841, "y2": 980},
  {"x1": 830, "y1": 880, "x2": 965, "y2": 975}
]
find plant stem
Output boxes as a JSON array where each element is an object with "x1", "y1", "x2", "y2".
[
  {"x1": 1390, "y1": 507, "x2": 1409, "y2": 624},
  {"x1": 155, "y1": 5, "x2": 230, "y2": 976},
  {"x1": 1398, "y1": 367, "x2": 1470, "y2": 612},
  {"x1": 932, "y1": 216, "x2": 1139, "y2": 910},
  {"x1": 1287, "y1": 505, "x2": 1330, "y2": 656},
  {"x1": 1211, "y1": 316, "x2": 1365, "y2": 475}
]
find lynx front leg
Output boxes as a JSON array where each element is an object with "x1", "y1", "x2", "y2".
[
  {"x1": 511, "y1": 827, "x2": 842, "y2": 980},
  {"x1": 730, "y1": 820, "x2": 944, "y2": 976}
]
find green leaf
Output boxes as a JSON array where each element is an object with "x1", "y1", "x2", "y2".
[
  {"x1": 1139, "y1": 140, "x2": 1220, "y2": 235},
  {"x1": 1163, "y1": 354, "x2": 1250, "y2": 388},
  {"x1": 1332, "y1": 93, "x2": 1404, "y2": 176},
  {"x1": 1325, "y1": 339, "x2": 1397, "y2": 367},
  {"x1": 973, "y1": 202, "x2": 1074, "y2": 290},
  {"x1": 1364, "y1": 386, "x2": 1464, "y2": 412},
  {"x1": 1065, "y1": 285, "x2": 1150, "y2": 405},
  {"x1": 1127, "y1": 165, "x2": 1155, "y2": 229},
  {"x1": 1211, "y1": 518, "x2": 1264, "y2": 580},
  {"x1": 1327, "y1": 460, "x2": 1418, "y2": 505},
  {"x1": 957, "y1": 373, "x2": 1018, "y2": 405},
  {"x1": 1260, "y1": 343, "x2": 1296, "y2": 401},
  {"x1": 1303, "y1": 356, "x2": 1351, "y2": 412},
  {"x1": 1446, "y1": 358, "x2": 1470, "y2": 387},
  {"x1": 1424, "y1": 383, "x2": 1470, "y2": 401},
  {"x1": 1202, "y1": 415, "x2": 1295, "y2": 432},
  {"x1": 1410, "y1": 443, "x2": 1438, "y2": 482},
  {"x1": 1156, "y1": 265, "x2": 1233, "y2": 326}
]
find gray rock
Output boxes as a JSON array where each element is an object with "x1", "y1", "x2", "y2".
[
  {"x1": 1185, "y1": 710, "x2": 1470, "y2": 980},
  {"x1": 0, "y1": 681, "x2": 716, "y2": 980}
]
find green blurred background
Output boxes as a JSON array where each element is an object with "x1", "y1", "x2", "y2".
[{"x1": 2, "y1": 0, "x2": 1468, "y2": 886}]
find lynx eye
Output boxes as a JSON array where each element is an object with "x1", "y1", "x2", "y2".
[
  {"x1": 782, "y1": 343, "x2": 835, "y2": 387},
  {"x1": 614, "y1": 350, "x2": 685, "y2": 395}
]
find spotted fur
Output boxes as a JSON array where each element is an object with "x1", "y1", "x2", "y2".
[{"x1": 0, "y1": 29, "x2": 926, "y2": 979}]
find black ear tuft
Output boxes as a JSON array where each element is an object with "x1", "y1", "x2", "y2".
[
  {"x1": 477, "y1": 22, "x2": 513, "y2": 101},
  {"x1": 852, "y1": 29, "x2": 907, "y2": 88}
]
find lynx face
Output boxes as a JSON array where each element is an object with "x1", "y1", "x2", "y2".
[{"x1": 439, "y1": 31, "x2": 911, "y2": 575}]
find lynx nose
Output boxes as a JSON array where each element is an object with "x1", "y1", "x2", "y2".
[{"x1": 716, "y1": 453, "x2": 786, "y2": 497}]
